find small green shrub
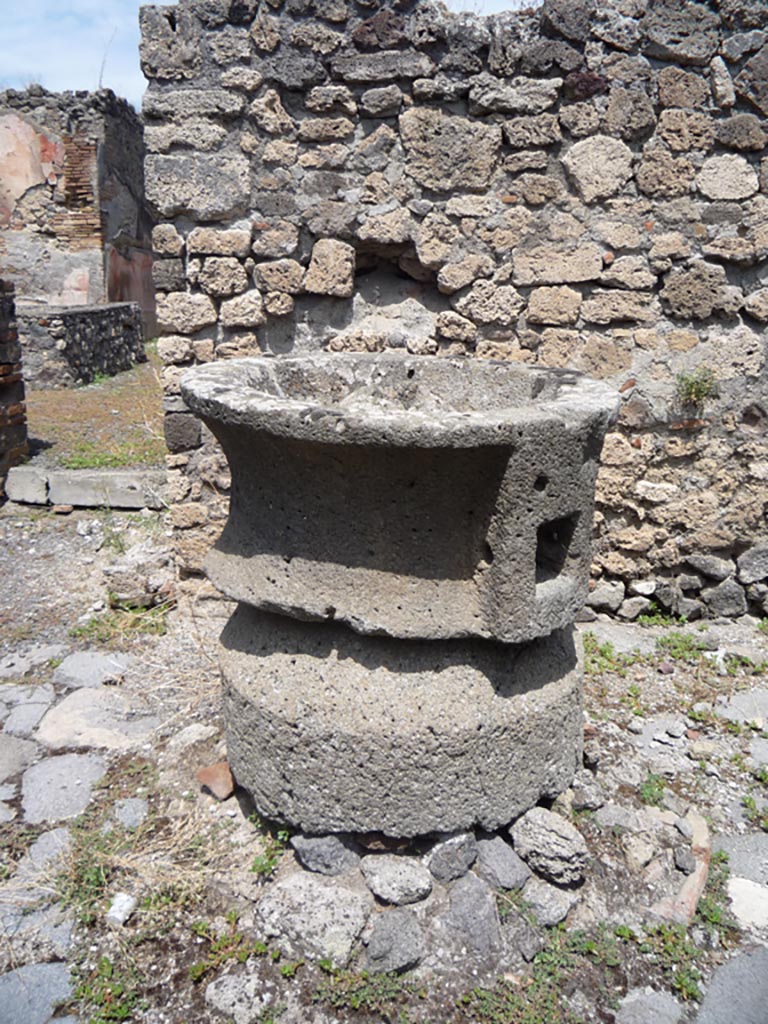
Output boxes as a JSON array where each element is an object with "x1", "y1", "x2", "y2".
[
  {"x1": 315, "y1": 968, "x2": 419, "y2": 1015},
  {"x1": 638, "y1": 773, "x2": 666, "y2": 806},
  {"x1": 656, "y1": 631, "x2": 706, "y2": 663},
  {"x1": 73, "y1": 955, "x2": 143, "y2": 1024},
  {"x1": 695, "y1": 850, "x2": 740, "y2": 945},
  {"x1": 582, "y1": 632, "x2": 640, "y2": 676},
  {"x1": 189, "y1": 913, "x2": 268, "y2": 983},
  {"x1": 675, "y1": 368, "x2": 719, "y2": 409},
  {"x1": 637, "y1": 602, "x2": 686, "y2": 627},
  {"x1": 250, "y1": 826, "x2": 290, "y2": 880}
]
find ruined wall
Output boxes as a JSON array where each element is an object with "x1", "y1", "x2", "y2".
[
  {"x1": 0, "y1": 86, "x2": 156, "y2": 332},
  {"x1": 17, "y1": 302, "x2": 145, "y2": 388},
  {"x1": 0, "y1": 280, "x2": 27, "y2": 493},
  {"x1": 142, "y1": 0, "x2": 768, "y2": 619}
]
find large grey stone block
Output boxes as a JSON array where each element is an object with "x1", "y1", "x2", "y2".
[
  {"x1": 182, "y1": 353, "x2": 617, "y2": 643},
  {"x1": 47, "y1": 469, "x2": 167, "y2": 509},
  {"x1": 0, "y1": 962, "x2": 71, "y2": 1024},
  {"x1": 5, "y1": 464, "x2": 48, "y2": 505},
  {"x1": 220, "y1": 605, "x2": 583, "y2": 837}
]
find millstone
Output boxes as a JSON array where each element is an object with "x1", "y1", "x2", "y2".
[
  {"x1": 182, "y1": 352, "x2": 616, "y2": 837},
  {"x1": 220, "y1": 605, "x2": 583, "y2": 837}
]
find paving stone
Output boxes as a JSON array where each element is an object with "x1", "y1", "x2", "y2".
[
  {"x1": 578, "y1": 621, "x2": 657, "y2": 657},
  {"x1": 36, "y1": 689, "x2": 159, "y2": 751},
  {"x1": 361, "y1": 854, "x2": 433, "y2": 905},
  {"x1": 696, "y1": 947, "x2": 768, "y2": 1024},
  {"x1": 22, "y1": 752, "x2": 106, "y2": 824},
  {"x1": 726, "y1": 877, "x2": 768, "y2": 931},
  {"x1": 167, "y1": 723, "x2": 218, "y2": 753},
  {"x1": 616, "y1": 986, "x2": 682, "y2": 1024},
  {"x1": 52, "y1": 651, "x2": 132, "y2": 689},
  {"x1": 0, "y1": 961, "x2": 71, "y2": 1024},
  {"x1": 290, "y1": 834, "x2": 360, "y2": 876},
  {"x1": 0, "y1": 734, "x2": 38, "y2": 784},
  {"x1": 715, "y1": 687, "x2": 768, "y2": 728},
  {"x1": 3, "y1": 685, "x2": 55, "y2": 737},
  {"x1": 715, "y1": 833, "x2": 768, "y2": 886},
  {"x1": 204, "y1": 966, "x2": 274, "y2": 1024},
  {"x1": 255, "y1": 871, "x2": 373, "y2": 966},
  {"x1": 16, "y1": 827, "x2": 72, "y2": 883},
  {"x1": 205, "y1": 960, "x2": 339, "y2": 1024},
  {"x1": 0, "y1": 644, "x2": 66, "y2": 679},
  {"x1": 0, "y1": 903, "x2": 75, "y2": 970}
]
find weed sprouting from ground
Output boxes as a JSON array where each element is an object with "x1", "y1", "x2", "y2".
[
  {"x1": 638, "y1": 773, "x2": 666, "y2": 806},
  {"x1": 675, "y1": 367, "x2": 719, "y2": 410},
  {"x1": 189, "y1": 912, "x2": 268, "y2": 983},
  {"x1": 250, "y1": 818, "x2": 291, "y2": 881},
  {"x1": 635, "y1": 924, "x2": 703, "y2": 1001},
  {"x1": 582, "y1": 632, "x2": 642, "y2": 677},
  {"x1": 637, "y1": 602, "x2": 687, "y2": 627},
  {"x1": 69, "y1": 601, "x2": 174, "y2": 646},
  {"x1": 695, "y1": 851, "x2": 740, "y2": 946},
  {"x1": 741, "y1": 794, "x2": 768, "y2": 831},
  {"x1": 315, "y1": 966, "x2": 424, "y2": 1016},
  {"x1": 72, "y1": 953, "x2": 144, "y2": 1024},
  {"x1": 655, "y1": 632, "x2": 706, "y2": 663}
]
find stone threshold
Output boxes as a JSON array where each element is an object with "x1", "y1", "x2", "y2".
[{"x1": 4, "y1": 462, "x2": 167, "y2": 510}]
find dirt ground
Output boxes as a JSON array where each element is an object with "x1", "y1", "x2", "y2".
[{"x1": 22, "y1": 344, "x2": 165, "y2": 471}]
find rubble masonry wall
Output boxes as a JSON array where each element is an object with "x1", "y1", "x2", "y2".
[{"x1": 17, "y1": 302, "x2": 146, "y2": 388}]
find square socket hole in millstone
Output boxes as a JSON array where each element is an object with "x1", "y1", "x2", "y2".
[{"x1": 535, "y1": 512, "x2": 580, "y2": 586}]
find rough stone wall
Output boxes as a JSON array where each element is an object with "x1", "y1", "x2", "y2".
[
  {"x1": 17, "y1": 302, "x2": 146, "y2": 388},
  {"x1": 0, "y1": 280, "x2": 27, "y2": 493},
  {"x1": 142, "y1": 0, "x2": 768, "y2": 619},
  {"x1": 0, "y1": 86, "x2": 156, "y2": 332}
]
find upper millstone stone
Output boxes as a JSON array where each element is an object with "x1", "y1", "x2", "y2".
[{"x1": 181, "y1": 353, "x2": 617, "y2": 644}]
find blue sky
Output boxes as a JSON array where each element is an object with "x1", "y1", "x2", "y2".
[{"x1": 0, "y1": 0, "x2": 534, "y2": 111}]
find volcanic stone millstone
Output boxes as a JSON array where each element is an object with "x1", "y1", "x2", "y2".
[
  {"x1": 219, "y1": 605, "x2": 584, "y2": 837},
  {"x1": 180, "y1": 352, "x2": 618, "y2": 644}
]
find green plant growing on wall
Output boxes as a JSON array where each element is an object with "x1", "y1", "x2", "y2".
[{"x1": 675, "y1": 368, "x2": 719, "y2": 411}]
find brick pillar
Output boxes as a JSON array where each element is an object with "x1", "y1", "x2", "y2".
[{"x1": 0, "y1": 280, "x2": 28, "y2": 493}]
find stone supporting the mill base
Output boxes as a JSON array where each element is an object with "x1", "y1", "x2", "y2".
[
  {"x1": 182, "y1": 353, "x2": 617, "y2": 837},
  {"x1": 220, "y1": 605, "x2": 583, "y2": 837}
]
